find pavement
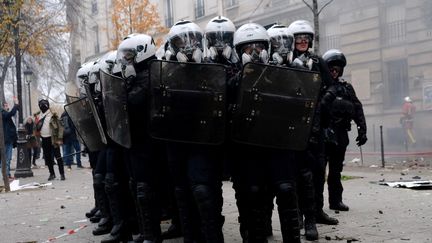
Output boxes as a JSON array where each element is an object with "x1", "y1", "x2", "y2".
[{"x1": 1, "y1": 156, "x2": 432, "y2": 243}]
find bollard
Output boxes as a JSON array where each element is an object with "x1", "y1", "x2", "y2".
[
  {"x1": 380, "y1": 125, "x2": 385, "y2": 168},
  {"x1": 14, "y1": 124, "x2": 33, "y2": 178}
]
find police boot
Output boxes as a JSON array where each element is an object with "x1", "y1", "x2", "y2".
[
  {"x1": 315, "y1": 210, "x2": 338, "y2": 225},
  {"x1": 136, "y1": 182, "x2": 162, "y2": 243},
  {"x1": 304, "y1": 214, "x2": 318, "y2": 241},
  {"x1": 246, "y1": 186, "x2": 268, "y2": 243},
  {"x1": 92, "y1": 174, "x2": 112, "y2": 236},
  {"x1": 174, "y1": 187, "x2": 203, "y2": 243},
  {"x1": 275, "y1": 182, "x2": 301, "y2": 243},
  {"x1": 161, "y1": 215, "x2": 182, "y2": 239},
  {"x1": 192, "y1": 184, "x2": 224, "y2": 243},
  {"x1": 329, "y1": 201, "x2": 349, "y2": 211},
  {"x1": 101, "y1": 173, "x2": 132, "y2": 243},
  {"x1": 86, "y1": 206, "x2": 98, "y2": 218},
  {"x1": 87, "y1": 174, "x2": 99, "y2": 218},
  {"x1": 263, "y1": 191, "x2": 274, "y2": 237},
  {"x1": 90, "y1": 210, "x2": 102, "y2": 223},
  {"x1": 234, "y1": 187, "x2": 248, "y2": 242},
  {"x1": 298, "y1": 169, "x2": 318, "y2": 241},
  {"x1": 128, "y1": 180, "x2": 145, "y2": 243}
]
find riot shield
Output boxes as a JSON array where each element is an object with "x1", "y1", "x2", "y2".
[
  {"x1": 231, "y1": 62, "x2": 322, "y2": 151},
  {"x1": 64, "y1": 97, "x2": 106, "y2": 152},
  {"x1": 100, "y1": 70, "x2": 131, "y2": 148},
  {"x1": 84, "y1": 84, "x2": 107, "y2": 144},
  {"x1": 65, "y1": 94, "x2": 80, "y2": 104},
  {"x1": 149, "y1": 60, "x2": 227, "y2": 145}
]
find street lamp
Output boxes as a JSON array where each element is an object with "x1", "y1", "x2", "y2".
[{"x1": 23, "y1": 67, "x2": 33, "y2": 116}]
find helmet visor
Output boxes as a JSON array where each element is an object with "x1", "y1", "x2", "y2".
[
  {"x1": 294, "y1": 34, "x2": 312, "y2": 44},
  {"x1": 170, "y1": 31, "x2": 203, "y2": 56},
  {"x1": 88, "y1": 71, "x2": 100, "y2": 84},
  {"x1": 117, "y1": 48, "x2": 137, "y2": 66},
  {"x1": 206, "y1": 31, "x2": 234, "y2": 51},
  {"x1": 270, "y1": 34, "x2": 293, "y2": 55}
]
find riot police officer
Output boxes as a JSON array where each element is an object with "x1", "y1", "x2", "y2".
[
  {"x1": 204, "y1": 15, "x2": 240, "y2": 232},
  {"x1": 114, "y1": 33, "x2": 167, "y2": 243},
  {"x1": 322, "y1": 49, "x2": 367, "y2": 211},
  {"x1": 74, "y1": 62, "x2": 104, "y2": 225},
  {"x1": 287, "y1": 19, "x2": 337, "y2": 240},
  {"x1": 86, "y1": 54, "x2": 116, "y2": 237},
  {"x1": 163, "y1": 20, "x2": 225, "y2": 243},
  {"x1": 232, "y1": 22, "x2": 301, "y2": 243},
  {"x1": 267, "y1": 24, "x2": 294, "y2": 66}
]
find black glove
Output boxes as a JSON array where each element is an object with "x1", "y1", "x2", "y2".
[{"x1": 356, "y1": 133, "x2": 367, "y2": 146}]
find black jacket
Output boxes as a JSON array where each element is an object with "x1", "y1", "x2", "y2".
[{"x1": 2, "y1": 104, "x2": 18, "y2": 145}]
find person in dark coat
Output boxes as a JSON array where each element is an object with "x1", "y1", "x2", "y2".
[
  {"x1": 1, "y1": 98, "x2": 19, "y2": 179},
  {"x1": 61, "y1": 111, "x2": 82, "y2": 169},
  {"x1": 24, "y1": 116, "x2": 40, "y2": 167}
]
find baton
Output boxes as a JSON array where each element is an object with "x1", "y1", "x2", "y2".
[
  {"x1": 56, "y1": 150, "x2": 85, "y2": 161},
  {"x1": 359, "y1": 145, "x2": 364, "y2": 166}
]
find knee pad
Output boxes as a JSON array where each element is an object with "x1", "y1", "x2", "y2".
[
  {"x1": 94, "y1": 173, "x2": 104, "y2": 184},
  {"x1": 248, "y1": 185, "x2": 265, "y2": 202},
  {"x1": 276, "y1": 182, "x2": 297, "y2": 207},
  {"x1": 104, "y1": 173, "x2": 118, "y2": 193},
  {"x1": 136, "y1": 182, "x2": 153, "y2": 199},
  {"x1": 191, "y1": 184, "x2": 212, "y2": 201}
]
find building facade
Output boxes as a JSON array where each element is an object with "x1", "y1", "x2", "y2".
[{"x1": 73, "y1": 0, "x2": 432, "y2": 151}]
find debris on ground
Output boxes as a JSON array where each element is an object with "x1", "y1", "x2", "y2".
[
  {"x1": 9, "y1": 180, "x2": 52, "y2": 192},
  {"x1": 380, "y1": 180, "x2": 432, "y2": 189}
]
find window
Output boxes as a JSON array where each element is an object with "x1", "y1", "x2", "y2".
[
  {"x1": 91, "y1": 0, "x2": 98, "y2": 15},
  {"x1": 195, "y1": 0, "x2": 205, "y2": 19},
  {"x1": 383, "y1": 5, "x2": 405, "y2": 45},
  {"x1": 225, "y1": 0, "x2": 237, "y2": 8},
  {"x1": 165, "y1": 0, "x2": 173, "y2": 27},
  {"x1": 323, "y1": 21, "x2": 340, "y2": 50},
  {"x1": 385, "y1": 60, "x2": 408, "y2": 107}
]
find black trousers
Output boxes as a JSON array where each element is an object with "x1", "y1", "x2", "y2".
[
  {"x1": 41, "y1": 137, "x2": 64, "y2": 176},
  {"x1": 166, "y1": 142, "x2": 224, "y2": 243},
  {"x1": 232, "y1": 143, "x2": 300, "y2": 242},
  {"x1": 325, "y1": 128, "x2": 349, "y2": 205}
]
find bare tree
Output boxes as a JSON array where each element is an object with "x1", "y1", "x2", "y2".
[{"x1": 302, "y1": 0, "x2": 334, "y2": 54}]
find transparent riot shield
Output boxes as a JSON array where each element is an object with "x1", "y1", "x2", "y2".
[
  {"x1": 231, "y1": 62, "x2": 322, "y2": 151},
  {"x1": 149, "y1": 60, "x2": 227, "y2": 145},
  {"x1": 65, "y1": 94, "x2": 80, "y2": 104},
  {"x1": 99, "y1": 70, "x2": 131, "y2": 148},
  {"x1": 84, "y1": 84, "x2": 107, "y2": 144},
  {"x1": 64, "y1": 97, "x2": 106, "y2": 152}
]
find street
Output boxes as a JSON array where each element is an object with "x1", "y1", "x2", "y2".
[{"x1": 1, "y1": 157, "x2": 431, "y2": 243}]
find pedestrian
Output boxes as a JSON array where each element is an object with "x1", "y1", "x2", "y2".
[
  {"x1": 61, "y1": 110, "x2": 82, "y2": 170},
  {"x1": 322, "y1": 49, "x2": 367, "y2": 212},
  {"x1": 401, "y1": 96, "x2": 416, "y2": 147},
  {"x1": 34, "y1": 98, "x2": 66, "y2": 181},
  {"x1": 1, "y1": 97, "x2": 19, "y2": 180},
  {"x1": 24, "y1": 116, "x2": 40, "y2": 167}
]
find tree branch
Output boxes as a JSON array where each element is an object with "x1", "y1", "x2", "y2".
[
  {"x1": 302, "y1": 0, "x2": 313, "y2": 12},
  {"x1": 318, "y1": 0, "x2": 334, "y2": 15}
]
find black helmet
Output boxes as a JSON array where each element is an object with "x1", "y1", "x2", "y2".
[{"x1": 323, "y1": 49, "x2": 346, "y2": 76}]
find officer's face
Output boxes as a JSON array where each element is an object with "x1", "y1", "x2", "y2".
[
  {"x1": 329, "y1": 65, "x2": 342, "y2": 80},
  {"x1": 295, "y1": 35, "x2": 309, "y2": 52}
]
